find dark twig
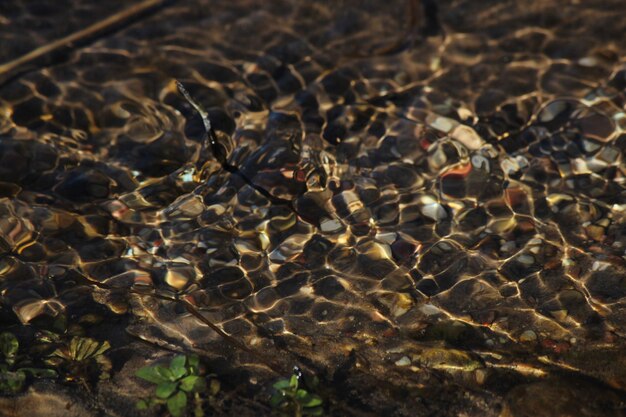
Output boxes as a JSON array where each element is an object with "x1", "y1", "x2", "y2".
[
  {"x1": 69, "y1": 268, "x2": 287, "y2": 374},
  {"x1": 0, "y1": 0, "x2": 176, "y2": 87},
  {"x1": 176, "y1": 81, "x2": 303, "y2": 213}
]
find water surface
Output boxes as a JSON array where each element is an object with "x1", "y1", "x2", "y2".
[{"x1": 1, "y1": 1, "x2": 626, "y2": 416}]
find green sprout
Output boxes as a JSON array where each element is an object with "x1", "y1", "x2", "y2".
[
  {"x1": 270, "y1": 367, "x2": 323, "y2": 417},
  {"x1": 0, "y1": 332, "x2": 57, "y2": 394},
  {"x1": 46, "y1": 336, "x2": 111, "y2": 389},
  {"x1": 135, "y1": 354, "x2": 212, "y2": 417}
]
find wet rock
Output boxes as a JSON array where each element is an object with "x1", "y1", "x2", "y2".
[
  {"x1": 559, "y1": 347, "x2": 626, "y2": 390},
  {"x1": 0, "y1": 381, "x2": 96, "y2": 417},
  {"x1": 395, "y1": 356, "x2": 411, "y2": 366},
  {"x1": 421, "y1": 320, "x2": 479, "y2": 345},
  {"x1": 501, "y1": 378, "x2": 625, "y2": 417},
  {"x1": 415, "y1": 347, "x2": 482, "y2": 372},
  {"x1": 519, "y1": 330, "x2": 537, "y2": 343}
]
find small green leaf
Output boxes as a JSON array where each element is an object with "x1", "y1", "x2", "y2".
[
  {"x1": 136, "y1": 365, "x2": 167, "y2": 384},
  {"x1": 66, "y1": 337, "x2": 109, "y2": 361},
  {"x1": 299, "y1": 393, "x2": 323, "y2": 408},
  {"x1": 0, "y1": 370, "x2": 25, "y2": 393},
  {"x1": 187, "y1": 355, "x2": 199, "y2": 373},
  {"x1": 179, "y1": 375, "x2": 200, "y2": 392},
  {"x1": 170, "y1": 355, "x2": 187, "y2": 379},
  {"x1": 37, "y1": 330, "x2": 60, "y2": 344},
  {"x1": 273, "y1": 379, "x2": 290, "y2": 391},
  {"x1": 156, "y1": 381, "x2": 178, "y2": 399},
  {"x1": 155, "y1": 365, "x2": 175, "y2": 381},
  {"x1": 94, "y1": 340, "x2": 111, "y2": 357},
  {"x1": 289, "y1": 374, "x2": 298, "y2": 390},
  {"x1": 304, "y1": 406, "x2": 324, "y2": 416},
  {"x1": 44, "y1": 357, "x2": 62, "y2": 367},
  {"x1": 0, "y1": 332, "x2": 19, "y2": 363},
  {"x1": 136, "y1": 400, "x2": 148, "y2": 410},
  {"x1": 167, "y1": 391, "x2": 187, "y2": 417},
  {"x1": 51, "y1": 347, "x2": 69, "y2": 361},
  {"x1": 20, "y1": 368, "x2": 58, "y2": 378},
  {"x1": 69, "y1": 337, "x2": 84, "y2": 360}
]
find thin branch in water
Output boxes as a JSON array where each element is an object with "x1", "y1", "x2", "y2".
[
  {"x1": 70, "y1": 268, "x2": 287, "y2": 374},
  {"x1": 176, "y1": 80, "x2": 301, "y2": 211},
  {"x1": 176, "y1": 80, "x2": 215, "y2": 147},
  {"x1": 0, "y1": 0, "x2": 175, "y2": 87}
]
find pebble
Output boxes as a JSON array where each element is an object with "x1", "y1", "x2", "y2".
[
  {"x1": 320, "y1": 217, "x2": 343, "y2": 233},
  {"x1": 165, "y1": 269, "x2": 191, "y2": 290},
  {"x1": 520, "y1": 330, "x2": 537, "y2": 342},
  {"x1": 428, "y1": 115, "x2": 458, "y2": 133},
  {"x1": 419, "y1": 303, "x2": 441, "y2": 316},
  {"x1": 475, "y1": 369, "x2": 487, "y2": 384},
  {"x1": 421, "y1": 203, "x2": 448, "y2": 222},
  {"x1": 395, "y1": 356, "x2": 411, "y2": 367},
  {"x1": 550, "y1": 310, "x2": 568, "y2": 321},
  {"x1": 452, "y1": 125, "x2": 485, "y2": 150}
]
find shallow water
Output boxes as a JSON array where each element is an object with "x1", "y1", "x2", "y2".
[{"x1": 1, "y1": 0, "x2": 626, "y2": 416}]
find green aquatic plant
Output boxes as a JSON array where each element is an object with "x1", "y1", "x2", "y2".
[
  {"x1": 0, "y1": 333, "x2": 19, "y2": 369},
  {"x1": 270, "y1": 368, "x2": 323, "y2": 417},
  {"x1": 135, "y1": 354, "x2": 212, "y2": 417},
  {"x1": 46, "y1": 336, "x2": 111, "y2": 387},
  {"x1": 0, "y1": 332, "x2": 57, "y2": 394}
]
